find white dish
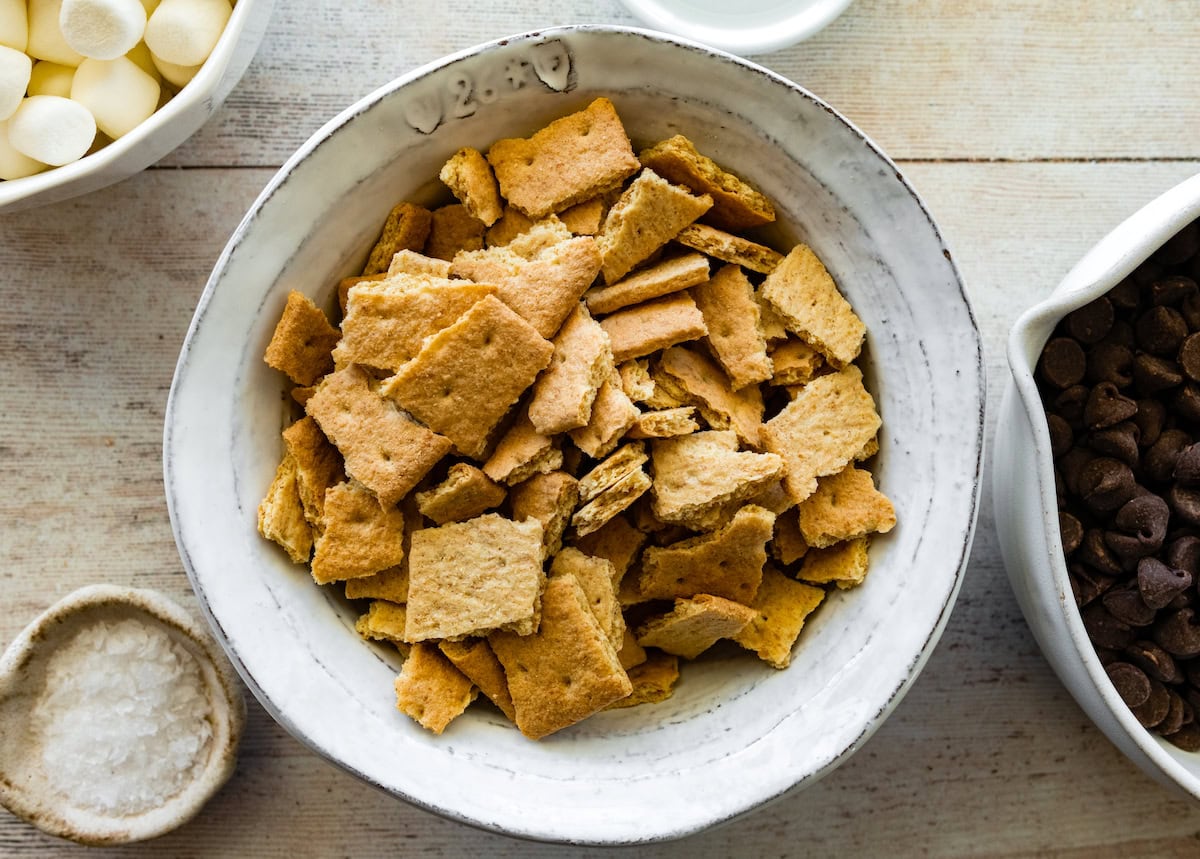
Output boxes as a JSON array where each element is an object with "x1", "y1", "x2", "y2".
[
  {"x1": 163, "y1": 25, "x2": 984, "y2": 843},
  {"x1": 618, "y1": 0, "x2": 853, "y2": 54}
]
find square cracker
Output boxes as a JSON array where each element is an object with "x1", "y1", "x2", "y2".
[
  {"x1": 439, "y1": 638, "x2": 517, "y2": 722},
  {"x1": 638, "y1": 505, "x2": 775, "y2": 603},
  {"x1": 570, "y1": 515, "x2": 646, "y2": 585},
  {"x1": 597, "y1": 168, "x2": 712, "y2": 284},
  {"x1": 798, "y1": 536, "x2": 871, "y2": 589},
  {"x1": 797, "y1": 465, "x2": 896, "y2": 548},
  {"x1": 639, "y1": 134, "x2": 776, "y2": 232},
  {"x1": 356, "y1": 600, "x2": 410, "y2": 654},
  {"x1": 489, "y1": 574, "x2": 633, "y2": 739},
  {"x1": 578, "y1": 441, "x2": 647, "y2": 503},
  {"x1": 425, "y1": 204, "x2": 486, "y2": 261},
  {"x1": 405, "y1": 513, "x2": 545, "y2": 641},
  {"x1": 571, "y1": 468, "x2": 652, "y2": 537},
  {"x1": 440, "y1": 146, "x2": 504, "y2": 226},
  {"x1": 692, "y1": 263, "x2": 772, "y2": 390},
  {"x1": 258, "y1": 453, "x2": 312, "y2": 564},
  {"x1": 650, "y1": 430, "x2": 784, "y2": 529},
  {"x1": 393, "y1": 642, "x2": 477, "y2": 734},
  {"x1": 345, "y1": 496, "x2": 421, "y2": 602},
  {"x1": 598, "y1": 291, "x2": 708, "y2": 364},
  {"x1": 550, "y1": 547, "x2": 624, "y2": 648},
  {"x1": 585, "y1": 252, "x2": 710, "y2": 316},
  {"x1": 568, "y1": 368, "x2": 640, "y2": 459},
  {"x1": 482, "y1": 403, "x2": 563, "y2": 485},
  {"x1": 509, "y1": 471, "x2": 579, "y2": 558},
  {"x1": 363, "y1": 202, "x2": 433, "y2": 275},
  {"x1": 382, "y1": 295, "x2": 554, "y2": 459},
  {"x1": 306, "y1": 365, "x2": 452, "y2": 506},
  {"x1": 311, "y1": 481, "x2": 407, "y2": 584},
  {"x1": 761, "y1": 364, "x2": 882, "y2": 504},
  {"x1": 734, "y1": 565, "x2": 826, "y2": 669},
  {"x1": 674, "y1": 223, "x2": 783, "y2": 274},
  {"x1": 770, "y1": 338, "x2": 825, "y2": 386},
  {"x1": 282, "y1": 416, "x2": 345, "y2": 526},
  {"x1": 606, "y1": 651, "x2": 679, "y2": 709},
  {"x1": 761, "y1": 244, "x2": 866, "y2": 368},
  {"x1": 655, "y1": 345, "x2": 763, "y2": 448},
  {"x1": 414, "y1": 463, "x2": 506, "y2": 525},
  {"x1": 629, "y1": 407, "x2": 699, "y2": 440},
  {"x1": 486, "y1": 97, "x2": 640, "y2": 219},
  {"x1": 635, "y1": 594, "x2": 757, "y2": 660},
  {"x1": 527, "y1": 303, "x2": 613, "y2": 435},
  {"x1": 263, "y1": 291, "x2": 340, "y2": 386}
]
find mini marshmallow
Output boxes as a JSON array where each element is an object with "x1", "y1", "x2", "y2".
[
  {"x1": 144, "y1": 0, "x2": 230, "y2": 67},
  {"x1": 0, "y1": 0, "x2": 28, "y2": 52},
  {"x1": 125, "y1": 40, "x2": 159, "y2": 80},
  {"x1": 150, "y1": 49, "x2": 199, "y2": 88},
  {"x1": 28, "y1": 61, "x2": 77, "y2": 97},
  {"x1": 28, "y1": 0, "x2": 85, "y2": 66},
  {"x1": 60, "y1": 0, "x2": 147, "y2": 61},
  {"x1": 71, "y1": 56, "x2": 158, "y2": 138},
  {"x1": 8, "y1": 95, "x2": 96, "y2": 165},
  {"x1": 0, "y1": 119, "x2": 47, "y2": 179},
  {"x1": 0, "y1": 45, "x2": 31, "y2": 120}
]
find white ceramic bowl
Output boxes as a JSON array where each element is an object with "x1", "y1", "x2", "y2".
[
  {"x1": 164, "y1": 25, "x2": 985, "y2": 843},
  {"x1": 618, "y1": 0, "x2": 854, "y2": 54},
  {"x1": 995, "y1": 172, "x2": 1200, "y2": 800},
  {"x1": 0, "y1": 0, "x2": 274, "y2": 213}
]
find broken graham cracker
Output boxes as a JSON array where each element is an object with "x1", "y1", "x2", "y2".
[
  {"x1": 381, "y1": 295, "x2": 554, "y2": 459},
  {"x1": 482, "y1": 403, "x2": 563, "y2": 486},
  {"x1": 617, "y1": 359, "x2": 655, "y2": 402},
  {"x1": 414, "y1": 463, "x2": 506, "y2": 525},
  {"x1": 263, "y1": 290, "x2": 340, "y2": 386},
  {"x1": 606, "y1": 651, "x2": 679, "y2": 709},
  {"x1": 578, "y1": 441, "x2": 647, "y2": 503},
  {"x1": 306, "y1": 365, "x2": 452, "y2": 506},
  {"x1": 760, "y1": 243, "x2": 865, "y2": 368},
  {"x1": 486, "y1": 205, "x2": 535, "y2": 247},
  {"x1": 394, "y1": 642, "x2": 477, "y2": 734},
  {"x1": 527, "y1": 303, "x2": 612, "y2": 435},
  {"x1": 734, "y1": 565, "x2": 826, "y2": 669},
  {"x1": 311, "y1": 481, "x2": 407, "y2": 584},
  {"x1": 258, "y1": 454, "x2": 312, "y2": 564},
  {"x1": 635, "y1": 594, "x2": 757, "y2": 660},
  {"x1": 509, "y1": 471, "x2": 579, "y2": 557},
  {"x1": 438, "y1": 638, "x2": 517, "y2": 723},
  {"x1": 798, "y1": 536, "x2": 871, "y2": 589},
  {"x1": 440, "y1": 146, "x2": 504, "y2": 226},
  {"x1": 797, "y1": 465, "x2": 896, "y2": 548},
  {"x1": 638, "y1": 505, "x2": 775, "y2": 603},
  {"x1": 616, "y1": 628, "x2": 647, "y2": 670},
  {"x1": 639, "y1": 134, "x2": 776, "y2": 232},
  {"x1": 558, "y1": 196, "x2": 605, "y2": 235},
  {"x1": 363, "y1": 202, "x2": 433, "y2": 275},
  {"x1": 282, "y1": 417, "x2": 344, "y2": 527},
  {"x1": 424, "y1": 203, "x2": 486, "y2": 261},
  {"x1": 572, "y1": 468, "x2": 652, "y2": 537},
  {"x1": 486, "y1": 97, "x2": 640, "y2": 219},
  {"x1": 405, "y1": 513, "x2": 545, "y2": 641},
  {"x1": 772, "y1": 508, "x2": 809, "y2": 566},
  {"x1": 585, "y1": 252, "x2": 710, "y2": 316},
  {"x1": 387, "y1": 249, "x2": 453, "y2": 279},
  {"x1": 629, "y1": 407, "x2": 699, "y2": 439},
  {"x1": 505, "y1": 217, "x2": 575, "y2": 259},
  {"x1": 756, "y1": 286, "x2": 790, "y2": 343},
  {"x1": 550, "y1": 548, "x2": 624, "y2": 648},
  {"x1": 599, "y1": 291, "x2": 708, "y2": 363},
  {"x1": 568, "y1": 367, "x2": 639, "y2": 459},
  {"x1": 489, "y1": 574, "x2": 633, "y2": 739},
  {"x1": 761, "y1": 364, "x2": 882, "y2": 504},
  {"x1": 597, "y1": 168, "x2": 713, "y2": 284},
  {"x1": 345, "y1": 496, "x2": 421, "y2": 602},
  {"x1": 655, "y1": 345, "x2": 764, "y2": 448},
  {"x1": 770, "y1": 338, "x2": 825, "y2": 386},
  {"x1": 674, "y1": 223, "x2": 783, "y2": 275},
  {"x1": 337, "y1": 273, "x2": 388, "y2": 316},
  {"x1": 571, "y1": 515, "x2": 646, "y2": 585},
  {"x1": 356, "y1": 600, "x2": 410, "y2": 652},
  {"x1": 692, "y1": 263, "x2": 772, "y2": 390}
]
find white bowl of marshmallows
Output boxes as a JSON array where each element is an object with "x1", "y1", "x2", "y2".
[{"x1": 0, "y1": 0, "x2": 273, "y2": 212}]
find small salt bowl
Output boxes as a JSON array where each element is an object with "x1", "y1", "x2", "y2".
[{"x1": 0, "y1": 585, "x2": 245, "y2": 845}]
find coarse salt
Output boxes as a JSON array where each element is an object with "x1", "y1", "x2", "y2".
[{"x1": 31, "y1": 616, "x2": 213, "y2": 816}]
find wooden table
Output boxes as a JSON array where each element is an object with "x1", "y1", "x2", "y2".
[{"x1": 3, "y1": 1, "x2": 1199, "y2": 855}]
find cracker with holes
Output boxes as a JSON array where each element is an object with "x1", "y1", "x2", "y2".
[
  {"x1": 282, "y1": 417, "x2": 344, "y2": 527},
  {"x1": 655, "y1": 345, "x2": 763, "y2": 448},
  {"x1": 799, "y1": 537, "x2": 871, "y2": 589},
  {"x1": 586, "y1": 252, "x2": 709, "y2": 316},
  {"x1": 438, "y1": 638, "x2": 517, "y2": 722},
  {"x1": 311, "y1": 481, "x2": 407, "y2": 584},
  {"x1": 650, "y1": 430, "x2": 784, "y2": 529},
  {"x1": 606, "y1": 651, "x2": 679, "y2": 709},
  {"x1": 363, "y1": 202, "x2": 433, "y2": 275},
  {"x1": 482, "y1": 402, "x2": 563, "y2": 485},
  {"x1": 761, "y1": 244, "x2": 866, "y2": 368},
  {"x1": 598, "y1": 291, "x2": 708, "y2": 363},
  {"x1": 264, "y1": 291, "x2": 340, "y2": 386},
  {"x1": 440, "y1": 147, "x2": 504, "y2": 226},
  {"x1": 734, "y1": 565, "x2": 826, "y2": 669},
  {"x1": 636, "y1": 594, "x2": 757, "y2": 660},
  {"x1": 393, "y1": 643, "x2": 477, "y2": 734},
  {"x1": 509, "y1": 471, "x2": 579, "y2": 558},
  {"x1": 527, "y1": 303, "x2": 612, "y2": 435},
  {"x1": 597, "y1": 168, "x2": 712, "y2": 283},
  {"x1": 797, "y1": 465, "x2": 896, "y2": 548},
  {"x1": 550, "y1": 548, "x2": 624, "y2": 648},
  {"x1": 692, "y1": 263, "x2": 772, "y2": 390},
  {"x1": 415, "y1": 463, "x2": 506, "y2": 525}
]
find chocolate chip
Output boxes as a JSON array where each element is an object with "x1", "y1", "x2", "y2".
[
  {"x1": 1133, "y1": 353, "x2": 1184, "y2": 395},
  {"x1": 1179, "y1": 333, "x2": 1200, "y2": 383},
  {"x1": 1160, "y1": 689, "x2": 1189, "y2": 735},
  {"x1": 1087, "y1": 422, "x2": 1140, "y2": 467},
  {"x1": 1046, "y1": 414, "x2": 1073, "y2": 458},
  {"x1": 1040, "y1": 337, "x2": 1087, "y2": 389},
  {"x1": 1173, "y1": 384, "x2": 1200, "y2": 423},
  {"x1": 1133, "y1": 398, "x2": 1166, "y2": 448},
  {"x1": 1175, "y1": 443, "x2": 1200, "y2": 486},
  {"x1": 1125, "y1": 640, "x2": 1183, "y2": 684},
  {"x1": 1083, "y1": 602, "x2": 1135, "y2": 650},
  {"x1": 1183, "y1": 291, "x2": 1200, "y2": 332},
  {"x1": 1137, "y1": 557, "x2": 1191, "y2": 610},
  {"x1": 1053, "y1": 385, "x2": 1091, "y2": 427},
  {"x1": 1167, "y1": 484, "x2": 1200, "y2": 526},
  {"x1": 1077, "y1": 458, "x2": 1137, "y2": 513},
  {"x1": 1106, "y1": 662, "x2": 1151, "y2": 707},
  {"x1": 1153, "y1": 607, "x2": 1200, "y2": 657},
  {"x1": 1137, "y1": 306, "x2": 1189, "y2": 357},
  {"x1": 1166, "y1": 536, "x2": 1200, "y2": 577},
  {"x1": 1059, "y1": 512, "x2": 1083, "y2": 555},
  {"x1": 1131, "y1": 679, "x2": 1171, "y2": 728},
  {"x1": 1058, "y1": 446, "x2": 1096, "y2": 495},
  {"x1": 1150, "y1": 275, "x2": 1199, "y2": 307},
  {"x1": 1106, "y1": 496, "x2": 1170, "y2": 564},
  {"x1": 1145, "y1": 429, "x2": 1192, "y2": 482},
  {"x1": 1071, "y1": 563, "x2": 1117, "y2": 606},
  {"x1": 1153, "y1": 223, "x2": 1200, "y2": 267},
  {"x1": 1065, "y1": 297, "x2": 1114, "y2": 344},
  {"x1": 1103, "y1": 587, "x2": 1157, "y2": 626},
  {"x1": 1166, "y1": 722, "x2": 1200, "y2": 751},
  {"x1": 1084, "y1": 382, "x2": 1138, "y2": 429},
  {"x1": 1086, "y1": 344, "x2": 1134, "y2": 388},
  {"x1": 1109, "y1": 277, "x2": 1142, "y2": 311}
]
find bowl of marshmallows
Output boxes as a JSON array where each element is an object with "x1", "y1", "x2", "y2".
[{"x1": 0, "y1": 0, "x2": 273, "y2": 212}]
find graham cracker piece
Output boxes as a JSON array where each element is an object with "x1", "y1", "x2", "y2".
[
  {"x1": 439, "y1": 146, "x2": 504, "y2": 226},
  {"x1": 655, "y1": 345, "x2": 764, "y2": 448},
  {"x1": 578, "y1": 442, "x2": 648, "y2": 503},
  {"x1": 292, "y1": 386, "x2": 317, "y2": 407},
  {"x1": 797, "y1": 465, "x2": 896, "y2": 548},
  {"x1": 311, "y1": 481, "x2": 407, "y2": 584},
  {"x1": 381, "y1": 295, "x2": 554, "y2": 459},
  {"x1": 509, "y1": 471, "x2": 580, "y2": 557},
  {"x1": 550, "y1": 548, "x2": 624, "y2": 648},
  {"x1": 345, "y1": 563, "x2": 411, "y2": 604},
  {"x1": 616, "y1": 628, "x2": 647, "y2": 671},
  {"x1": 425, "y1": 203, "x2": 486, "y2": 261},
  {"x1": 635, "y1": 594, "x2": 757, "y2": 660},
  {"x1": 486, "y1": 206, "x2": 535, "y2": 247},
  {"x1": 306, "y1": 365, "x2": 452, "y2": 505},
  {"x1": 606, "y1": 651, "x2": 679, "y2": 709},
  {"x1": 596, "y1": 168, "x2": 712, "y2": 283},
  {"x1": 438, "y1": 638, "x2": 517, "y2": 722},
  {"x1": 639, "y1": 135, "x2": 776, "y2": 232},
  {"x1": 337, "y1": 272, "x2": 388, "y2": 316},
  {"x1": 282, "y1": 416, "x2": 344, "y2": 527},
  {"x1": 571, "y1": 515, "x2": 646, "y2": 585},
  {"x1": 772, "y1": 508, "x2": 809, "y2": 566},
  {"x1": 617, "y1": 359, "x2": 655, "y2": 402},
  {"x1": 650, "y1": 430, "x2": 784, "y2": 529},
  {"x1": 414, "y1": 463, "x2": 506, "y2": 525},
  {"x1": 356, "y1": 600, "x2": 410, "y2": 654},
  {"x1": 527, "y1": 304, "x2": 613, "y2": 435},
  {"x1": 858, "y1": 435, "x2": 880, "y2": 461},
  {"x1": 798, "y1": 536, "x2": 871, "y2": 589},
  {"x1": 558, "y1": 196, "x2": 605, "y2": 235},
  {"x1": 770, "y1": 338, "x2": 825, "y2": 386},
  {"x1": 761, "y1": 364, "x2": 882, "y2": 504},
  {"x1": 394, "y1": 643, "x2": 477, "y2": 734},
  {"x1": 505, "y1": 217, "x2": 574, "y2": 259},
  {"x1": 674, "y1": 223, "x2": 783, "y2": 275},
  {"x1": 387, "y1": 249, "x2": 453, "y2": 279},
  {"x1": 486, "y1": 97, "x2": 640, "y2": 219},
  {"x1": 333, "y1": 281, "x2": 497, "y2": 372},
  {"x1": 734, "y1": 565, "x2": 826, "y2": 669},
  {"x1": 599, "y1": 291, "x2": 708, "y2": 363},
  {"x1": 489, "y1": 574, "x2": 633, "y2": 739},
  {"x1": 638, "y1": 505, "x2": 775, "y2": 603},
  {"x1": 756, "y1": 287, "x2": 790, "y2": 342},
  {"x1": 572, "y1": 468, "x2": 652, "y2": 537},
  {"x1": 749, "y1": 479, "x2": 794, "y2": 515},
  {"x1": 760, "y1": 244, "x2": 865, "y2": 368},
  {"x1": 405, "y1": 513, "x2": 545, "y2": 641},
  {"x1": 451, "y1": 236, "x2": 602, "y2": 339},
  {"x1": 585, "y1": 252, "x2": 710, "y2": 316},
  {"x1": 568, "y1": 368, "x2": 640, "y2": 459},
  {"x1": 692, "y1": 263, "x2": 772, "y2": 390},
  {"x1": 363, "y1": 202, "x2": 433, "y2": 275},
  {"x1": 629, "y1": 407, "x2": 699, "y2": 440},
  {"x1": 482, "y1": 403, "x2": 563, "y2": 486},
  {"x1": 263, "y1": 291, "x2": 340, "y2": 386},
  {"x1": 258, "y1": 453, "x2": 312, "y2": 563}
]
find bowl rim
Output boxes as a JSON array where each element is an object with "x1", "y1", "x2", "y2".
[
  {"x1": 1004, "y1": 170, "x2": 1200, "y2": 797},
  {"x1": 164, "y1": 23, "x2": 985, "y2": 843},
  {"x1": 615, "y1": 0, "x2": 854, "y2": 54}
]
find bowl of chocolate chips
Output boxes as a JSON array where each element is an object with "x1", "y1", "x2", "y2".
[{"x1": 996, "y1": 171, "x2": 1200, "y2": 800}]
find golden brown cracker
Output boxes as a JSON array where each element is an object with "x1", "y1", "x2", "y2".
[
  {"x1": 692, "y1": 263, "x2": 772, "y2": 390},
  {"x1": 597, "y1": 168, "x2": 712, "y2": 283},
  {"x1": 797, "y1": 465, "x2": 896, "y2": 548},
  {"x1": 655, "y1": 345, "x2": 764, "y2": 448},
  {"x1": 568, "y1": 369, "x2": 640, "y2": 459},
  {"x1": 311, "y1": 481, "x2": 407, "y2": 584},
  {"x1": 550, "y1": 548, "x2": 624, "y2": 647},
  {"x1": 356, "y1": 600, "x2": 410, "y2": 650},
  {"x1": 363, "y1": 202, "x2": 433, "y2": 275},
  {"x1": 414, "y1": 463, "x2": 506, "y2": 525},
  {"x1": 571, "y1": 515, "x2": 646, "y2": 585},
  {"x1": 505, "y1": 216, "x2": 574, "y2": 258},
  {"x1": 263, "y1": 290, "x2": 340, "y2": 386},
  {"x1": 772, "y1": 508, "x2": 809, "y2": 566},
  {"x1": 585, "y1": 252, "x2": 710, "y2": 316},
  {"x1": 282, "y1": 416, "x2": 345, "y2": 527},
  {"x1": 635, "y1": 594, "x2": 757, "y2": 660},
  {"x1": 628, "y1": 407, "x2": 699, "y2": 440},
  {"x1": 482, "y1": 403, "x2": 563, "y2": 486},
  {"x1": 345, "y1": 563, "x2": 411, "y2": 604},
  {"x1": 509, "y1": 471, "x2": 580, "y2": 557},
  {"x1": 425, "y1": 203, "x2": 486, "y2": 261},
  {"x1": 527, "y1": 303, "x2": 613, "y2": 435},
  {"x1": 617, "y1": 358, "x2": 656, "y2": 402},
  {"x1": 571, "y1": 468, "x2": 652, "y2": 537},
  {"x1": 605, "y1": 651, "x2": 679, "y2": 709},
  {"x1": 258, "y1": 453, "x2": 312, "y2": 564},
  {"x1": 440, "y1": 146, "x2": 504, "y2": 226},
  {"x1": 337, "y1": 272, "x2": 388, "y2": 316},
  {"x1": 733, "y1": 565, "x2": 826, "y2": 669},
  {"x1": 393, "y1": 642, "x2": 477, "y2": 734},
  {"x1": 558, "y1": 196, "x2": 605, "y2": 235},
  {"x1": 649, "y1": 430, "x2": 784, "y2": 528},
  {"x1": 598, "y1": 291, "x2": 708, "y2": 364},
  {"x1": 485, "y1": 205, "x2": 536, "y2": 247},
  {"x1": 387, "y1": 249, "x2": 453, "y2": 279},
  {"x1": 798, "y1": 536, "x2": 871, "y2": 589},
  {"x1": 578, "y1": 441, "x2": 648, "y2": 503},
  {"x1": 770, "y1": 338, "x2": 825, "y2": 386},
  {"x1": 756, "y1": 287, "x2": 790, "y2": 342},
  {"x1": 616, "y1": 627, "x2": 648, "y2": 671},
  {"x1": 438, "y1": 638, "x2": 517, "y2": 722},
  {"x1": 674, "y1": 223, "x2": 783, "y2": 274},
  {"x1": 760, "y1": 244, "x2": 865, "y2": 368}
]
